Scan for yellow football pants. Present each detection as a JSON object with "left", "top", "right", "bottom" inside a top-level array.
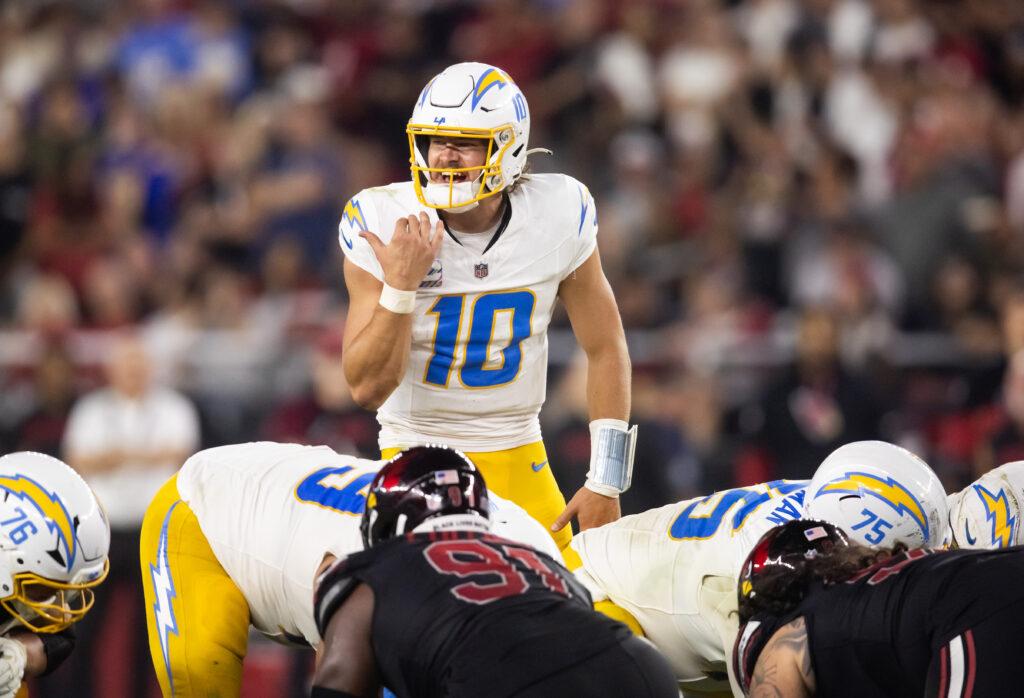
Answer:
[
  {"left": 381, "top": 441, "right": 572, "bottom": 552},
  {"left": 139, "top": 474, "right": 251, "bottom": 697}
]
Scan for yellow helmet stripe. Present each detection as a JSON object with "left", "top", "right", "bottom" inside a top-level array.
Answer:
[
  {"left": 975, "top": 485, "right": 1015, "bottom": 548},
  {"left": 819, "top": 472, "right": 929, "bottom": 538},
  {"left": 470, "top": 68, "right": 508, "bottom": 111}
]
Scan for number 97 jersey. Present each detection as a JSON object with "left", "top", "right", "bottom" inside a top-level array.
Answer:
[
  {"left": 339, "top": 174, "right": 598, "bottom": 452},
  {"left": 570, "top": 480, "right": 808, "bottom": 692}
]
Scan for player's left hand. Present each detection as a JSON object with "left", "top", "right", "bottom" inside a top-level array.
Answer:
[{"left": 552, "top": 486, "right": 620, "bottom": 534}]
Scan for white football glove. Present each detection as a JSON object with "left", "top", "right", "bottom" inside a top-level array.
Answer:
[{"left": 0, "top": 636, "right": 27, "bottom": 698}]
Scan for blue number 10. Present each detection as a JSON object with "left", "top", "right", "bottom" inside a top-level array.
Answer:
[{"left": 424, "top": 291, "right": 536, "bottom": 389}]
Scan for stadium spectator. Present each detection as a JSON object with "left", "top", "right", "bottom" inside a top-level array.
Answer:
[
  {"left": 57, "top": 331, "right": 199, "bottom": 698},
  {"left": 5, "top": 340, "right": 77, "bottom": 457},
  {"left": 974, "top": 350, "right": 1024, "bottom": 475},
  {"left": 744, "top": 306, "right": 886, "bottom": 479},
  {"left": 259, "top": 327, "right": 380, "bottom": 458}
]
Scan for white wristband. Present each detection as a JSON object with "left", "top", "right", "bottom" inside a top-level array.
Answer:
[
  {"left": 378, "top": 282, "right": 417, "bottom": 314},
  {"left": 584, "top": 418, "right": 637, "bottom": 497}
]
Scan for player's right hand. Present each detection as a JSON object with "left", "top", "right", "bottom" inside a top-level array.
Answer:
[
  {"left": 0, "top": 636, "right": 27, "bottom": 698},
  {"left": 360, "top": 212, "right": 444, "bottom": 291}
]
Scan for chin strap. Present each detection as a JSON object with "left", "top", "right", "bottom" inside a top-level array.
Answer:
[{"left": 524, "top": 147, "right": 553, "bottom": 157}]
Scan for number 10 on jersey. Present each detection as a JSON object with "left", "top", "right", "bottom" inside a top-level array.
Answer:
[{"left": 424, "top": 291, "right": 536, "bottom": 389}]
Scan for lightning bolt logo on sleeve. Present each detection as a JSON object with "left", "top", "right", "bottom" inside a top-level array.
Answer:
[
  {"left": 577, "top": 185, "right": 590, "bottom": 237},
  {"left": 150, "top": 502, "right": 180, "bottom": 695},
  {"left": 0, "top": 475, "right": 76, "bottom": 571},
  {"left": 974, "top": 484, "right": 1016, "bottom": 548},
  {"left": 818, "top": 472, "right": 930, "bottom": 540},
  {"left": 339, "top": 199, "right": 367, "bottom": 250}
]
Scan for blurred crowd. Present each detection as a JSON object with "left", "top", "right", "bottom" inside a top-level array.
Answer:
[
  {"left": 3, "top": 0, "right": 1024, "bottom": 695},
  {"left": 3, "top": 0, "right": 1024, "bottom": 514}
]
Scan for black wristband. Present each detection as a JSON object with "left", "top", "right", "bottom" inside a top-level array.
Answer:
[
  {"left": 39, "top": 627, "right": 76, "bottom": 676},
  {"left": 310, "top": 686, "right": 363, "bottom": 698}
]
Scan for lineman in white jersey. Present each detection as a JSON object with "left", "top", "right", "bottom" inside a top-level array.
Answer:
[
  {"left": 571, "top": 440, "right": 949, "bottom": 697},
  {"left": 338, "top": 61, "right": 634, "bottom": 553},
  {"left": 573, "top": 480, "right": 809, "bottom": 697},
  {"left": 139, "top": 441, "right": 558, "bottom": 697}
]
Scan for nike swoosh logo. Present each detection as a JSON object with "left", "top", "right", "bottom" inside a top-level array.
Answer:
[
  {"left": 965, "top": 523, "right": 977, "bottom": 546},
  {"left": 530, "top": 460, "right": 548, "bottom": 472}
]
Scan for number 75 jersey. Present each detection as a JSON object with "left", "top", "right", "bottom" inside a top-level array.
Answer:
[{"left": 339, "top": 174, "right": 598, "bottom": 452}]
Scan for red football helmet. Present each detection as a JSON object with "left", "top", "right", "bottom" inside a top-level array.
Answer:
[
  {"left": 737, "top": 519, "right": 849, "bottom": 622},
  {"left": 361, "top": 446, "right": 489, "bottom": 548}
]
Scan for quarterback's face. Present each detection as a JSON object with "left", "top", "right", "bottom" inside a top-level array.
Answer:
[{"left": 427, "top": 136, "right": 488, "bottom": 184}]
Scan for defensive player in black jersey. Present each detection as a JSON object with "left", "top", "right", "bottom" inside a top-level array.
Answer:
[
  {"left": 732, "top": 519, "right": 1024, "bottom": 698},
  {"left": 311, "top": 446, "right": 677, "bottom": 698}
]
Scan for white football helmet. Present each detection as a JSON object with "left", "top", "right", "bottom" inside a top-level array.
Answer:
[
  {"left": 0, "top": 452, "right": 110, "bottom": 633},
  {"left": 408, "top": 62, "right": 534, "bottom": 211},
  {"left": 948, "top": 461, "right": 1024, "bottom": 549},
  {"left": 803, "top": 441, "right": 947, "bottom": 549}
]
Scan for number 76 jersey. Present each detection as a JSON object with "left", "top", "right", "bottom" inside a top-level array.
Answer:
[{"left": 339, "top": 174, "right": 598, "bottom": 452}]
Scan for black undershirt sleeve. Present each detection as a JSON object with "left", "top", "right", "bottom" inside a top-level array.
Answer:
[{"left": 39, "top": 626, "right": 76, "bottom": 676}]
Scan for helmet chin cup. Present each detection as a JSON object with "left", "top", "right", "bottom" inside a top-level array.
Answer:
[{"left": 424, "top": 180, "right": 481, "bottom": 212}]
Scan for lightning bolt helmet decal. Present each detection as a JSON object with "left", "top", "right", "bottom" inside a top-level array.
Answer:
[
  {"left": 973, "top": 484, "right": 1016, "bottom": 548},
  {"left": 0, "top": 474, "right": 77, "bottom": 571},
  {"left": 817, "top": 471, "right": 930, "bottom": 539}
]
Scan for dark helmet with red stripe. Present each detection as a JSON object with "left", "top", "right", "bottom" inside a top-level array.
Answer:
[
  {"left": 361, "top": 445, "right": 489, "bottom": 548},
  {"left": 737, "top": 519, "right": 849, "bottom": 622}
]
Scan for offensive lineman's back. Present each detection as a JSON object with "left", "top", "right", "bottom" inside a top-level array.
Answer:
[{"left": 571, "top": 480, "right": 807, "bottom": 693}]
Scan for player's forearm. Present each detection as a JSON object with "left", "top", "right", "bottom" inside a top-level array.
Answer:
[
  {"left": 8, "top": 631, "right": 45, "bottom": 676},
  {"left": 65, "top": 450, "right": 125, "bottom": 475},
  {"left": 342, "top": 309, "right": 414, "bottom": 409},
  {"left": 585, "top": 344, "right": 631, "bottom": 422}
]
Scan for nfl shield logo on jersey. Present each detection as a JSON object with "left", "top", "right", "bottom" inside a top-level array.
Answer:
[{"left": 474, "top": 263, "right": 489, "bottom": 279}]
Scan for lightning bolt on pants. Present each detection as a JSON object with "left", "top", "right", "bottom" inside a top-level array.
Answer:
[
  {"left": 140, "top": 474, "right": 251, "bottom": 697},
  {"left": 381, "top": 440, "right": 573, "bottom": 553}
]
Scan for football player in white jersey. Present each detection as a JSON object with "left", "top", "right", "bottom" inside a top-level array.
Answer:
[
  {"left": 337, "top": 61, "right": 634, "bottom": 553},
  {"left": 570, "top": 440, "right": 949, "bottom": 697},
  {"left": 948, "top": 460, "right": 1024, "bottom": 549},
  {"left": 0, "top": 452, "right": 109, "bottom": 698},
  {"left": 138, "top": 441, "right": 560, "bottom": 697}
]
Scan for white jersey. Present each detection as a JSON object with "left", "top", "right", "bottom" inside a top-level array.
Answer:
[
  {"left": 339, "top": 174, "right": 598, "bottom": 451},
  {"left": 571, "top": 480, "right": 808, "bottom": 695},
  {"left": 176, "top": 441, "right": 560, "bottom": 646}
]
